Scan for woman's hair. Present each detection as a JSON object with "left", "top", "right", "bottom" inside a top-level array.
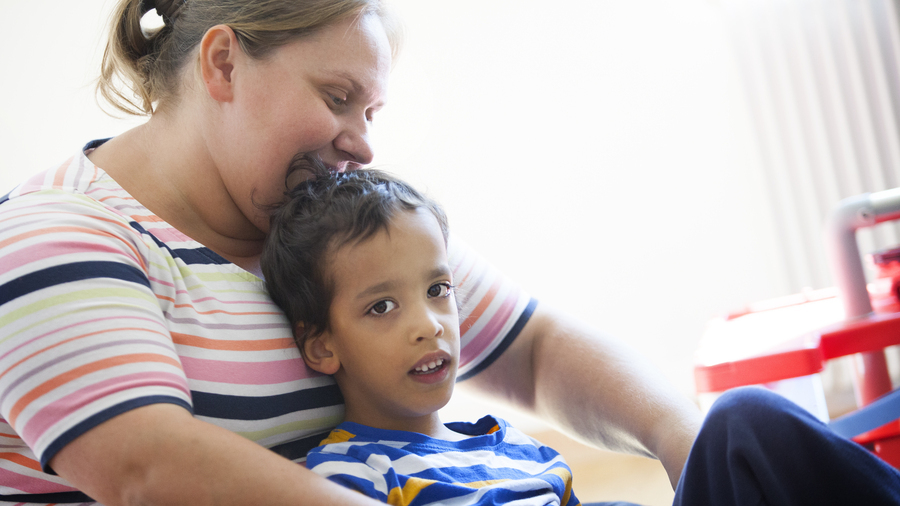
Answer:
[
  {"left": 261, "top": 160, "right": 449, "bottom": 356},
  {"left": 98, "top": 0, "right": 402, "bottom": 116}
]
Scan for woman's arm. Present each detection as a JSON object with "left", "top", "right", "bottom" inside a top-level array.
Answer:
[
  {"left": 50, "top": 403, "right": 383, "bottom": 506},
  {"left": 459, "top": 304, "right": 702, "bottom": 489}
]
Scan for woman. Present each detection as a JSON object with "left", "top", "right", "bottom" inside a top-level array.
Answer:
[{"left": 0, "top": 0, "right": 700, "bottom": 504}]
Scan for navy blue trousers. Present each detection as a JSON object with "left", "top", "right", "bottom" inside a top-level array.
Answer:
[{"left": 588, "top": 386, "right": 900, "bottom": 506}]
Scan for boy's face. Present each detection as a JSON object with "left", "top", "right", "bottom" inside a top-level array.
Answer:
[{"left": 310, "top": 208, "right": 459, "bottom": 429}]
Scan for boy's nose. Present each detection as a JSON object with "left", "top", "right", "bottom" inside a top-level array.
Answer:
[{"left": 412, "top": 308, "right": 444, "bottom": 343}]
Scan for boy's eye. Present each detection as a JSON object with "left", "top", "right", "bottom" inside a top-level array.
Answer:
[
  {"left": 427, "top": 283, "right": 453, "bottom": 298},
  {"left": 329, "top": 94, "right": 347, "bottom": 107},
  {"left": 369, "top": 300, "right": 396, "bottom": 315}
]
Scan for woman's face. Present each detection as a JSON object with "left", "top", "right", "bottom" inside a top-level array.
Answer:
[{"left": 209, "top": 13, "right": 392, "bottom": 234}]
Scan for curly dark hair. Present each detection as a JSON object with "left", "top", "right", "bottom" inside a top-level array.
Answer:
[{"left": 261, "top": 160, "right": 449, "bottom": 356}]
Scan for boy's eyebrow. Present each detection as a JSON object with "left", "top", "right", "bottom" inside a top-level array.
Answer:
[
  {"left": 356, "top": 280, "right": 397, "bottom": 300},
  {"left": 354, "top": 265, "right": 453, "bottom": 301},
  {"left": 429, "top": 265, "right": 452, "bottom": 280}
]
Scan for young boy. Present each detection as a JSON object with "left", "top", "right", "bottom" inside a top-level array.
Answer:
[{"left": 261, "top": 164, "right": 580, "bottom": 506}]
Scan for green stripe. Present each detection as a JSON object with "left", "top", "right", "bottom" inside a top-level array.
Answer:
[
  {"left": 238, "top": 414, "right": 343, "bottom": 441},
  {"left": 0, "top": 288, "right": 158, "bottom": 345},
  {"left": 195, "top": 271, "right": 262, "bottom": 283}
]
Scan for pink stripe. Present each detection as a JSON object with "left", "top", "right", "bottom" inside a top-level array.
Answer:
[
  {"left": 0, "top": 202, "right": 78, "bottom": 229},
  {"left": 144, "top": 226, "right": 192, "bottom": 243},
  {"left": 155, "top": 289, "right": 272, "bottom": 307},
  {"left": 180, "top": 356, "right": 322, "bottom": 384},
  {"left": 22, "top": 372, "right": 190, "bottom": 444},
  {"left": 84, "top": 186, "right": 128, "bottom": 197},
  {"left": 0, "top": 466, "right": 78, "bottom": 494},
  {"left": 459, "top": 291, "right": 519, "bottom": 367},
  {"left": 148, "top": 276, "right": 176, "bottom": 289},
  {"left": 1, "top": 241, "right": 135, "bottom": 272},
  {"left": 177, "top": 295, "right": 273, "bottom": 306}
]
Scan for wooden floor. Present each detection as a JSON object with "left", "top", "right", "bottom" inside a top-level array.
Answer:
[{"left": 529, "top": 429, "right": 675, "bottom": 506}]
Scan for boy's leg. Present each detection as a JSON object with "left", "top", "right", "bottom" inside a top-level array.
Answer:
[{"left": 674, "top": 386, "right": 900, "bottom": 506}]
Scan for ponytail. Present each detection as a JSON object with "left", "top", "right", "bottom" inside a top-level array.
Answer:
[{"left": 98, "top": 0, "right": 159, "bottom": 115}]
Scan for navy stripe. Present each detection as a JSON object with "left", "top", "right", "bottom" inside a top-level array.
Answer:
[
  {"left": 0, "top": 261, "right": 151, "bottom": 307},
  {"left": 191, "top": 384, "right": 344, "bottom": 420},
  {"left": 457, "top": 298, "right": 539, "bottom": 382},
  {"left": 0, "top": 490, "right": 93, "bottom": 503},
  {"left": 129, "top": 220, "right": 231, "bottom": 266},
  {"left": 269, "top": 431, "right": 333, "bottom": 461},
  {"left": 0, "top": 190, "right": 10, "bottom": 206},
  {"left": 83, "top": 138, "right": 111, "bottom": 151},
  {"left": 169, "top": 247, "right": 231, "bottom": 266},
  {"left": 42, "top": 396, "right": 193, "bottom": 472}
]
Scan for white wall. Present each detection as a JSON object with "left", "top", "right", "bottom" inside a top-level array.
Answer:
[{"left": 0, "top": 0, "right": 791, "bottom": 429}]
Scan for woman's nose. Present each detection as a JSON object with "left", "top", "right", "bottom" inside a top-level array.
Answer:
[{"left": 334, "top": 118, "right": 375, "bottom": 165}]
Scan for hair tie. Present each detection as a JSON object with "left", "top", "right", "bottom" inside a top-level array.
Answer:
[{"left": 142, "top": 0, "right": 187, "bottom": 24}]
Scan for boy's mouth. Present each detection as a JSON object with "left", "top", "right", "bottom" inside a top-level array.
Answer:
[{"left": 410, "top": 358, "right": 446, "bottom": 375}]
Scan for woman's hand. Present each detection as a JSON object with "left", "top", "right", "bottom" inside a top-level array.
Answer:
[
  {"left": 51, "top": 403, "right": 382, "bottom": 506},
  {"left": 459, "top": 304, "right": 702, "bottom": 489}
]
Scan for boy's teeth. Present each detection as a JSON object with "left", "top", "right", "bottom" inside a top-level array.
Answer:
[{"left": 416, "top": 358, "right": 444, "bottom": 372}]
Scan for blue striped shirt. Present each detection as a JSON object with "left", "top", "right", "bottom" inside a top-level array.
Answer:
[{"left": 307, "top": 416, "right": 580, "bottom": 506}]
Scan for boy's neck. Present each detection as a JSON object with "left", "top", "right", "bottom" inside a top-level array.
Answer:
[{"left": 343, "top": 408, "right": 469, "bottom": 442}]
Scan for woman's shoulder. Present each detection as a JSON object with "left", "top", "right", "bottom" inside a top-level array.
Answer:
[{"left": 3, "top": 141, "right": 135, "bottom": 218}]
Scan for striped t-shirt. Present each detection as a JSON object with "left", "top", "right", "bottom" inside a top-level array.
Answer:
[
  {"left": 307, "top": 415, "right": 580, "bottom": 506},
  {"left": 0, "top": 141, "right": 536, "bottom": 503}
]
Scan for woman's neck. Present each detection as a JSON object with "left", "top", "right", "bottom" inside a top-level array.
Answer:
[{"left": 87, "top": 114, "right": 266, "bottom": 274}]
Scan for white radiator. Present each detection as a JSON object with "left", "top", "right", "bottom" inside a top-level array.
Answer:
[{"left": 722, "top": 0, "right": 900, "bottom": 292}]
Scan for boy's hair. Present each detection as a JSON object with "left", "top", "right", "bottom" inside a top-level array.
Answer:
[{"left": 261, "top": 161, "right": 449, "bottom": 356}]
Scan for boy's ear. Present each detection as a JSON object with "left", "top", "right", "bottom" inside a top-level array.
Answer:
[{"left": 301, "top": 326, "right": 341, "bottom": 375}]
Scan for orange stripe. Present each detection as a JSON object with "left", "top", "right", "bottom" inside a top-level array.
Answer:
[
  {"left": 460, "top": 281, "right": 499, "bottom": 333},
  {"left": 52, "top": 160, "right": 71, "bottom": 188},
  {"left": 9, "top": 353, "right": 183, "bottom": 426},
  {"left": 0, "top": 452, "right": 42, "bottom": 472},
  {"left": 0, "top": 433, "right": 21, "bottom": 439},
  {"left": 131, "top": 214, "right": 165, "bottom": 223},
  {"left": 97, "top": 194, "right": 137, "bottom": 203},
  {"left": 170, "top": 332, "right": 294, "bottom": 351},
  {"left": 0, "top": 327, "right": 170, "bottom": 384},
  {"left": 453, "top": 258, "right": 475, "bottom": 294}
]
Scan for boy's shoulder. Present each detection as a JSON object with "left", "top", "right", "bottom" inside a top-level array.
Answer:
[{"left": 308, "top": 415, "right": 531, "bottom": 463}]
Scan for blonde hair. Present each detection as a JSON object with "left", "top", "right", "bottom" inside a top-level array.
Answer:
[{"left": 98, "top": 0, "right": 402, "bottom": 116}]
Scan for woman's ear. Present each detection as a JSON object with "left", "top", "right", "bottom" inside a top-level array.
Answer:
[
  {"left": 199, "top": 24, "right": 239, "bottom": 103},
  {"left": 301, "top": 326, "right": 341, "bottom": 375}
]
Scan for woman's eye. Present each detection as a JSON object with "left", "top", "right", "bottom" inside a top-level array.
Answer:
[
  {"left": 427, "top": 283, "right": 453, "bottom": 298},
  {"left": 369, "top": 300, "right": 396, "bottom": 315}
]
